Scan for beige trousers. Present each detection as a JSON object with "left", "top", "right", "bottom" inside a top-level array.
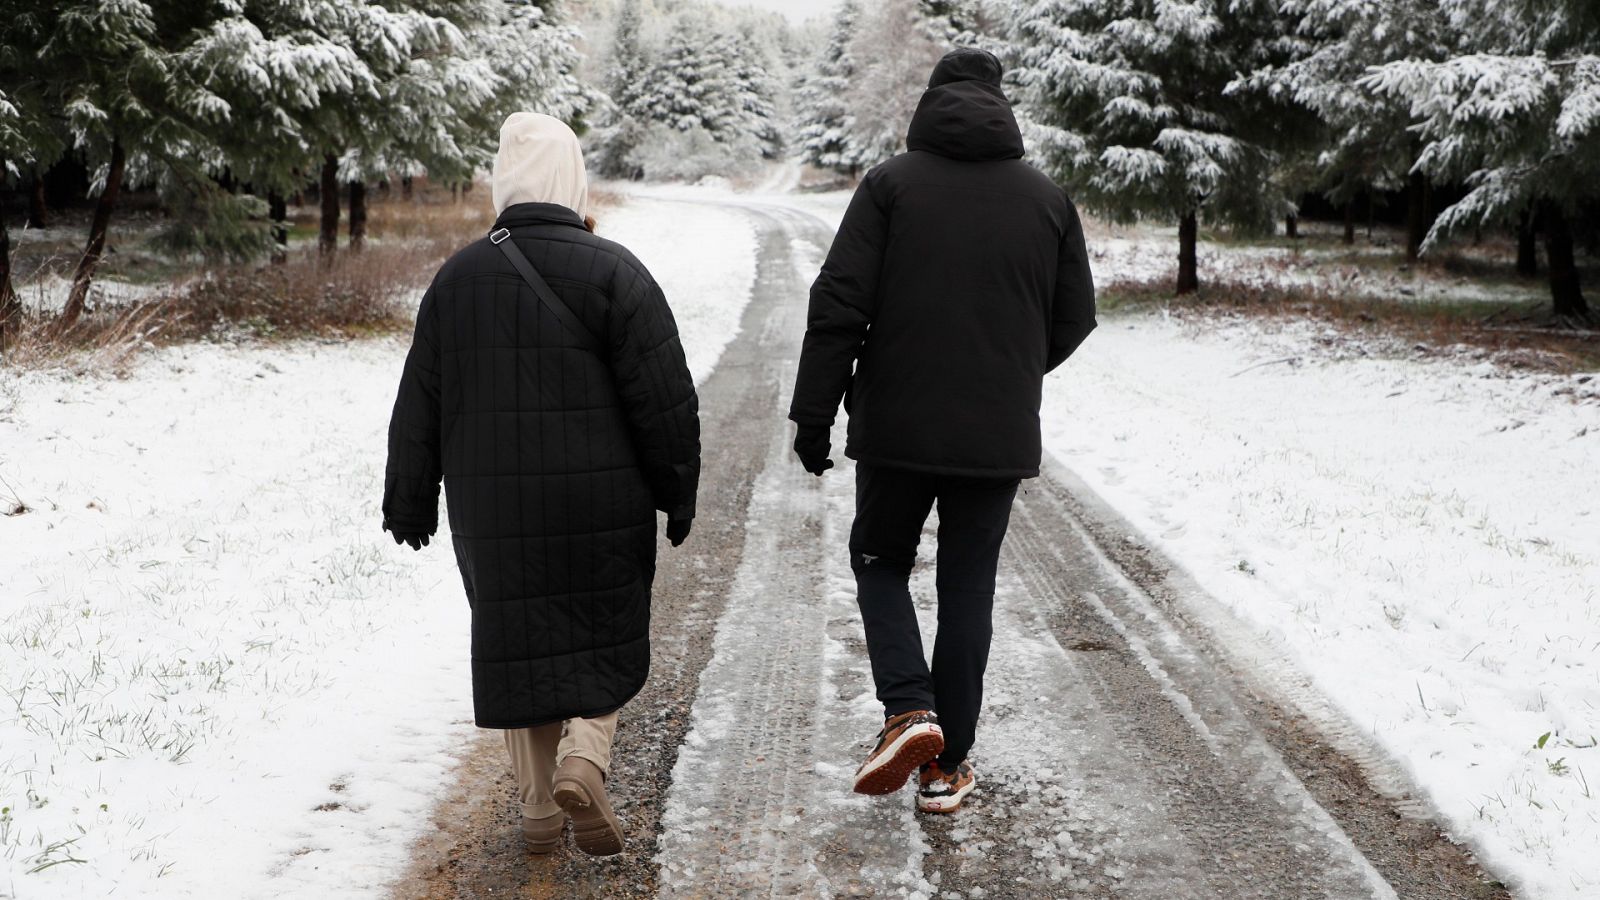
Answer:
[{"left": 503, "top": 713, "right": 619, "bottom": 819}]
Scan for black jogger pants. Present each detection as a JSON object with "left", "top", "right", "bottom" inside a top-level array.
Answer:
[{"left": 848, "top": 463, "right": 1020, "bottom": 766}]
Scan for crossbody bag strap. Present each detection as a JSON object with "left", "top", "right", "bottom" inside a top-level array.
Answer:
[{"left": 489, "top": 227, "right": 603, "bottom": 355}]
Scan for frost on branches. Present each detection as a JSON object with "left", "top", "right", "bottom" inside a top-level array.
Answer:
[
  {"left": 1363, "top": 0, "right": 1599, "bottom": 319},
  {"left": 795, "top": 0, "right": 867, "bottom": 177},
  {"left": 1, "top": 0, "right": 594, "bottom": 325},
  {"left": 590, "top": 2, "right": 786, "bottom": 182},
  {"left": 1008, "top": 0, "right": 1309, "bottom": 293}
]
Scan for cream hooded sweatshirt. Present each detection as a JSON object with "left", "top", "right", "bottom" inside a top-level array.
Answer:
[{"left": 490, "top": 112, "right": 590, "bottom": 220}]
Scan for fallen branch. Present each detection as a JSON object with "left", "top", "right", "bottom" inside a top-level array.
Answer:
[{"left": 1229, "top": 356, "right": 1300, "bottom": 377}]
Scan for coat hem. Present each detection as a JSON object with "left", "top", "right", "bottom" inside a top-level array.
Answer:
[
  {"left": 846, "top": 450, "right": 1039, "bottom": 481},
  {"left": 473, "top": 680, "right": 643, "bottom": 731}
]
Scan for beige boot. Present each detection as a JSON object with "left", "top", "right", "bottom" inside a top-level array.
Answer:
[
  {"left": 551, "top": 758, "right": 624, "bottom": 856},
  {"left": 520, "top": 811, "right": 565, "bottom": 854}
]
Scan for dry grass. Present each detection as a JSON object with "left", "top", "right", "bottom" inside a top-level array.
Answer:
[
  {"left": 1, "top": 187, "right": 494, "bottom": 372},
  {"left": 1103, "top": 277, "right": 1600, "bottom": 373}
]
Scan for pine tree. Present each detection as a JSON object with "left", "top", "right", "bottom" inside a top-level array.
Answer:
[
  {"left": 1363, "top": 0, "right": 1600, "bottom": 320},
  {"left": 919, "top": 0, "right": 986, "bottom": 47},
  {"left": 729, "top": 30, "right": 785, "bottom": 160},
  {"left": 0, "top": 1, "right": 66, "bottom": 349},
  {"left": 594, "top": 0, "right": 652, "bottom": 178},
  {"left": 42, "top": 0, "right": 250, "bottom": 327},
  {"left": 1010, "top": 0, "right": 1310, "bottom": 294},
  {"left": 845, "top": 0, "right": 946, "bottom": 169},
  {"left": 795, "top": 0, "right": 865, "bottom": 177},
  {"left": 635, "top": 16, "right": 757, "bottom": 145},
  {"left": 1246, "top": 0, "right": 1454, "bottom": 256}
]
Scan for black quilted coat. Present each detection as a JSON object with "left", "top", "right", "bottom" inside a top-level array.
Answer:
[{"left": 383, "top": 202, "right": 700, "bottom": 729}]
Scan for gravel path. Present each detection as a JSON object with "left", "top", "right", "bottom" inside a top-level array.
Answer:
[{"left": 388, "top": 199, "right": 1508, "bottom": 899}]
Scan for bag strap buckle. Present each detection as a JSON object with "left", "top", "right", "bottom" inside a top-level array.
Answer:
[{"left": 489, "top": 227, "right": 511, "bottom": 245}]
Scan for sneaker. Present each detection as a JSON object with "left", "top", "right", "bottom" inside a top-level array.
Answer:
[
  {"left": 552, "top": 758, "right": 624, "bottom": 856},
  {"left": 916, "top": 760, "right": 976, "bottom": 814},
  {"left": 853, "top": 710, "right": 945, "bottom": 795}
]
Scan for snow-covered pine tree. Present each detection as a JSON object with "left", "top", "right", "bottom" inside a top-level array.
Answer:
[
  {"left": 1009, "top": 0, "right": 1309, "bottom": 294},
  {"left": 1245, "top": 0, "right": 1454, "bottom": 254},
  {"left": 638, "top": 14, "right": 766, "bottom": 144},
  {"left": 594, "top": 0, "right": 653, "bottom": 178},
  {"left": 0, "top": 0, "right": 66, "bottom": 346},
  {"left": 1363, "top": 0, "right": 1600, "bottom": 320},
  {"left": 165, "top": 1, "right": 370, "bottom": 260},
  {"left": 919, "top": 0, "right": 987, "bottom": 48},
  {"left": 40, "top": 0, "right": 253, "bottom": 326},
  {"left": 729, "top": 29, "right": 785, "bottom": 160},
  {"left": 795, "top": 0, "right": 865, "bottom": 177},
  {"left": 845, "top": 0, "right": 946, "bottom": 169}
]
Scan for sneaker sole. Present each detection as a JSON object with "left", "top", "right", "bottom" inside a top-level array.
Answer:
[
  {"left": 552, "top": 779, "right": 624, "bottom": 857},
  {"left": 916, "top": 777, "right": 976, "bottom": 814},
  {"left": 853, "top": 724, "right": 945, "bottom": 796}
]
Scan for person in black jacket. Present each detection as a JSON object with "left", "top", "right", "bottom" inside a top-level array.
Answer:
[
  {"left": 384, "top": 113, "right": 700, "bottom": 856},
  {"left": 789, "top": 49, "right": 1096, "bottom": 814}
]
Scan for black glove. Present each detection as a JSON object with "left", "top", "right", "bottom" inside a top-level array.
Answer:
[
  {"left": 390, "top": 531, "right": 430, "bottom": 552},
  {"left": 793, "top": 424, "right": 833, "bottom": 476},
  {"left": 666, "top": 517, "right": 693, "bottom": 548}
]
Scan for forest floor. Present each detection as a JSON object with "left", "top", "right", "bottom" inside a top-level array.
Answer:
[{"left": 2, "top": 182, "right": 1596, "bottom": 898}]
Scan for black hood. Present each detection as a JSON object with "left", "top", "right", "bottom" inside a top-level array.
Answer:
[
  {"left": 906, "top": 49, "right": 1023, "bottom": 161},
  {"left": 905, "top": 79, "right": 1025, "bottom": 162},
  {"left": 928, "top": 48, "right": 1004, "bottom": 89}
]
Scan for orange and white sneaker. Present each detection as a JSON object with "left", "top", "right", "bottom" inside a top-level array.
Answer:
[
  {"left": 853, "top": 710, "right": 945, "bottom": 795},
  {"left": 916, "top": 759, "right": 976, "bottom": 813}
]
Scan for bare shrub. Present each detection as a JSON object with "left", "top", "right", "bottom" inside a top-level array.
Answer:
[{"left": 2, "top": 187, "right": 497, "bottom": 371}]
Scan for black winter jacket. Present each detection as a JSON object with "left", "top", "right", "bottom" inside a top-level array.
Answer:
[
  {"left": 383, "top": 202, "right": 700, "bottom": 729},
  {"left": 789, "top": 72, "right": 1096, "bottom": 479}
]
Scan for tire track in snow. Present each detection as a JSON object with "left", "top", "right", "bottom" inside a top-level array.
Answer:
[
  {"left": 951, "top": 477, "right": 1399, "bottom": 898},
  {"left": 655, "top": 208, "right": 936, "bottom": 898}
]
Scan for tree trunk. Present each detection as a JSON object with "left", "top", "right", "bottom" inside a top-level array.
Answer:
[
  {"left": 348, "top": 180, "right": 367, "bottom": 251},
  {"left": 401, "top": 175, "right": 414, "bottom": 201},
  {"left": 1544, "top": 204, "right": 1589, "bottom": 321},
  {"left": 60, "top": 140, "right": 126, "bottom": 331},
  {"left": 1405, "top": 170, "right": 1429, "bottom": 261},
  {"left": 1177, "top": 211, "right": 1199, "bottom": 295},
  {"left": 1516, "top": 207, "right": 1538, "bottom": 278},
  {"left": 268, "top": 191, "right": 288, "bottom": 263},
  {"left": 1343, "top": 201, "right": 1356, "bottom": 245},
  {"left": 27, "top": 170, "right": 47, "bottom": 229},
  {"left": 1, "top": 174, "right": 20, "bottom": 355},
  {"left": 1285, "top": 214, "right": 1298, "bottom": 239},
  {"left": 319, "top": 154, "right": 340, "bottom": 255}
]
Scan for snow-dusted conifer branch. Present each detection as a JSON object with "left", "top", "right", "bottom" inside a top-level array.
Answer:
[
  {"left": 0, "top": 0, "right": 593, "bottom": 327},
  {"left": 1362, "top": 0, "right": 1599, "bottom": 319},
  {"left": 1007, "top": 0, "right": 1313, "bottom": 294}
]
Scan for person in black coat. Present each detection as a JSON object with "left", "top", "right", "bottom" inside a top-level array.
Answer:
[
  {"left": 384, "top": 113, "right": 700, "bottom": 856},
  {"left": 788, "top": 49, "right": 1096, "bottom": 813}
]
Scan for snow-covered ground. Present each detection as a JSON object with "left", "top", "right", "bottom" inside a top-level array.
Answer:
[
  {"left": 5, "top": 176, "right": 1596, "bottom": 897},
  {"left": 0, "top": 197, "right": 757, "bottom": 899},
  {"left": 1088, "top": 229, "right": 1547, "bottom": 305},
  {"left": 1040, "top": 313, "right": 1600, "bottom": 897}
]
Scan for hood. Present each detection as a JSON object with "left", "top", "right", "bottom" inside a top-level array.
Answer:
[
  {"left": 491, "top": 112, "right": 590, "bottom": 219},
  {"left": 906, "top": 49, "right": 1024, "bottom": 162},
  {"left": 928, "top": 47, "right": 1004, "bottom": 89},
  {"left": 905, "top": 79, "right": 1025, "bottom": 162}
]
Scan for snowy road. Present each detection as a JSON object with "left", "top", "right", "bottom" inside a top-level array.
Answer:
[{"left": 390, "top": 200, "right": 1507, "bottom": 899}]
